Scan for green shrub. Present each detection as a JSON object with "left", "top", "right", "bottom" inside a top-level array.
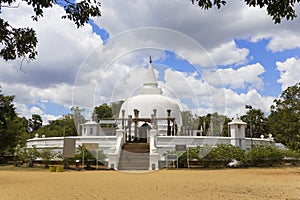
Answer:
[
  {"left": 178, "top": 147, "right": 201, "bottom": 167},
  {"left": 171, "top": 144, "right": 298, "bottom": 168},
  {"left": 177, "top": 144, "right": 244, "bottom": 168},
  {"left": 14, "top": 145, "right": 39, "bottom": 167},
  {"left": 245, "top": 145, "right": 284, "bottom": 166},
  {"left": 204, "top": 144, "right": 244, "bottom": 163}
]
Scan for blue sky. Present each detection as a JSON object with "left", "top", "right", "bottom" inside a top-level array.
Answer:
[{"left": 1, "top": 0, "right": 300, "bottom": 123}]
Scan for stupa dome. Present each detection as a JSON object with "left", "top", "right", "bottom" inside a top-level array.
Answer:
[{"left": 119, "top": 57, "right": 182, "bottom": 126}]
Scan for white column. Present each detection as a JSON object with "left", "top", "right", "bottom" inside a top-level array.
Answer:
[{"left": 149, "top": 129, "right": 159, "bottom": 170}]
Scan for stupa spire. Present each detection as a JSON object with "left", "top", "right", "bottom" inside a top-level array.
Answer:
[{"left": 138, "top": 56, "right": 162, "bottom": 95}]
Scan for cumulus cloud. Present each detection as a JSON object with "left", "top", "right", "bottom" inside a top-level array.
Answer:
[
  {"left": 162, "top": 68, "right": 273, "bottom": 117},
  {"left": 208, "top": 41, "right": 249, "bottom": 66},
  {"left": 203, "top": 63, "right": 265, "bottom": 89},
  {"left": 14, "top": 103, "right": 62, "bottom": 125},
  {"left": 266, "top": 31, "right": 300, "bottom": 52},
  {"left": 276, "top": 57, "right": 300, "bottom": 90}
]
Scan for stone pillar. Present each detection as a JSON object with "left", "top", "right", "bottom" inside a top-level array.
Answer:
[
  {"left": 153, "top": 109, "right": 157, "bottom": 129},
  {"left": 128, "top": 115, "right": 132, "bottom": 142},
  {"left": 133, "top": 109, "right": 139, "bottom": 141},
  {"left": 167, "top": 109, "right": 171, "bottom": 136},
  {"left": 122, "top": 110, "right": 125, "bottom": 130},
  {"left": 172, "top": 120, "right": 175, "bottom": 136},
  {"left": 149, "top": 129, "right": 159, "bottom": 170}
]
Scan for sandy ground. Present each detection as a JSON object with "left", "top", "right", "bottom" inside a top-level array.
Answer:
[{"left": 0, "top": 167, "right": 299, "bottom": 200}]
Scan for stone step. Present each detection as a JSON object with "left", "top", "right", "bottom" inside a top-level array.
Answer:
[
  {"left": 118, "top": 148, "right": 149, "bottom": 170},
  {"left": 122, "top": 143, "right": 150, "bottom": 149},
  {"left": 122, "top": 143, "right": 150, "bottom": 153}
]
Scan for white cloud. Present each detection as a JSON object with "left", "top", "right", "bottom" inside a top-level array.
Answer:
[
  {"left": 14, "top": 103, "right": 62, "bottom": 125},
  {"left": 203, "top": 63, "right": 265, "bottom": 89},
  {"left": 266, "top": 31, "right": 300, "bottom": 52},
  {"left": 162, "top": 68, "right": 273, "bottom": 117},
  {"left": 276, "top": 57, "right": 300, "bottom": 90},
  {"left": 29, "top": 106, "right": 44, "bottom": 116},
  {"left": 223, "top": 89, "right": 274, "bottom": 116},
  {"left": 208, "top": 41, "right": 249, "bottom": 66}
]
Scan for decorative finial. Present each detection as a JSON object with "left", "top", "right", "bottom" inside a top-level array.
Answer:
[{"left": 149, "top": 56, "right": 152, "bottom": 63}]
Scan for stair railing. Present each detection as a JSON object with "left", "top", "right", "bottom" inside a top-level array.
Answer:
[
  {"left": 107, "top": 129, "right": 124, "bottom": 170},
  {"left": 149, "top": 129, "right": 159, "bottom": 170}
]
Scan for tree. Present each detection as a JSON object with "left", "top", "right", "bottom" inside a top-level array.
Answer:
[
  {"left": 198, "top": 113, "right": 230, "bottom": 136},
  {"left": 36, "top": 114, "right": 77, "bottom": 137},
  {"left": 241, "top": 108, "right": 269, "bottom": 138},
  {"left": 14, "top": 144, "right": 39, "bottom": 166},
  {"left": 111, "top": 100, "right": 124, "bottom": 118},
  {"left": 73, "top": 145, "right": 106, "bottom": 167},
  {"left": 268, "top": 83, "right": 300, "bottom": 151},
  {"left": 181, "top": 110, "right": 197, "bottom": 128},
  {"left": 0, "top": 86, "right": 17, "bottom": 160},
  {"left": 93, "top": 103, "right": 113, "bottom": 121},
  {"left": 191, "top": 0, "right": 300, "bottom": 24},
  {"left": 29, "top": 114, "right": 43, "bottom": 132},
  {"left": 0, "top": 0, "right": 101, "bottom": 61},
  {"left": 8, "top": 116, "right": 30, "bottom": 146},
  {"left": 208, "top": 112, "right": 227, "bottom": 136},
  {"left": 39, "top": 149, "right": 55, "bottom": 167}
]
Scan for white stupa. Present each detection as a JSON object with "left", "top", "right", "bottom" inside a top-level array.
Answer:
[{"left": 119, "top": 57, "right": 182, "bottom": 133}]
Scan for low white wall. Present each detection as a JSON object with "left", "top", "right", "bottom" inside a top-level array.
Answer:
[
  {"left": 26, "top": 136, "right": 119, "bottom": 155},
  {"left": 155, "top": 136, "right": 275, "bottom": 161}
]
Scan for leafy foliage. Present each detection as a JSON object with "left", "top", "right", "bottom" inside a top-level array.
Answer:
[
  {"left": 111, "top": 100, "right": 124, "bottom": 118},
  {"left": 245, "top": 145, "right": 284, "bottom": 166},
  {"left": 72, "top": 145, "right": 106, "bottom": 166},
  {"left": 241, "top": 108, "right": 269, "bottom": 138},
  {"left": 268, "top": 83, "right": 300, "bottom": 151},
  {"left": 205, "top": 144, "right": 245, "bottom": 162},
  {"left": 39, "top": 149, "right": 56, "bottom": 167},
  {"left": 175, "top": 144, "right": 299, "bottom": 168},
  {"left": 0, "top": 0, "right": 101, "bottom": 61},
  {"left": 14, "top": 146, "right": 62, "bottom": 167},
  {"left": 35, "top": 114, "right": 77, "bottom": 137},
  {"left": 29, "top": 114, "right": 43, "bottom": 132},
  {"left": 185, "top": 112, "right": 231, "bottom": 136},
  {"left": 192, "top": 0, "right": 300, "bottom": 23},
  {"left": 93, "top": 103, "right": 113, "bottom": 121},
  {"left": 0, "top": 87, "right": 17, "bottom": 157},
  {"left": 0, "top": 18, "right": 37, "bottom": 60},
  {"left": 192, "top": 0, "right": 226, "bottom": 10},
  {"left": 14, "top": 145, "right": 39, "bottom": 166},
  {"left": 175, "top": 144, "right": 244, "bottom": 167}
]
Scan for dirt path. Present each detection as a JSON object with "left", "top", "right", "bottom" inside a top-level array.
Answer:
[{"left": 0, "top": 167, "right": 299, "bottom": 200}]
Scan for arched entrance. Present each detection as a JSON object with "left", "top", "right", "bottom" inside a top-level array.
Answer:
[{"left": 139, "top": 122, "right": 151, "bottom": 143}]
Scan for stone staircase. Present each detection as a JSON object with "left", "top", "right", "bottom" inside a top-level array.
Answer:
[{"left": 118, "top": 143, "right": 150, "bottom": 170}]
